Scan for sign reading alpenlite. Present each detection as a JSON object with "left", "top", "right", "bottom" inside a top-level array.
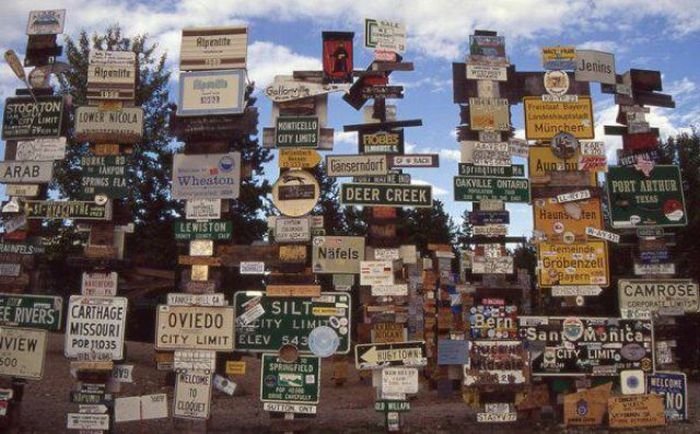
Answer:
[{"left": 340, "top": 183, "right": 432, "bottom": 207}]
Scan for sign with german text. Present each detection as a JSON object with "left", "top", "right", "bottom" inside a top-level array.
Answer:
[
  {"left": 326, "top": 155, "right": 388, "bottom": 177},
  {"left": 172, "top": 153, "right": 241, "bottom": 200},
  {"left": 2, "top": 96, "right": 64, "bottom": 140},
  {"left": 177, "top": 70, "right": 246, "bottom": 116},
  {"left": 311, "top": 236, "right": 365, "bottom": 274},
  {"left": 529, "top": 146, "right": 597, "bottom": 186},
  {"left": 260, "top": 354, "right": 320, "bottom": 405},
  {"left": 74, "top": 106, "right": 143, "bottom": 144},
  {"left": 174, "top": 371, "right": 212, "bottom": 420},
  {"left": 0, "top": 294, "right": 62, "bottom": 331},
  {"left": 341, "top": 183, "right": 432, "bottom": 208},
  {"left": 523, "top": 97, "right": 594, "bottom": 140},
  {"left": 536, "top": 241, "right": 609, "bottom": 287},
  {"left": 25, "top": 200, "right": 112, "bottom": 220},
  {"left": 156, "top": 305, "right": 234, "bottom": 352},
  {"left": 454, "top": 176, "right": 530, "bottom": 203},
  {"left": 575, "top": 50, "right": 616, "bottom": 84},
  {"left": 65, "top": 296, "right": 128, "bottom": 360},
  {"left": 0, "top": 161, "right": 53, "bottom": 184},
  {"left": 618, "top": 279, "right": 699, "bottom": 314},
  {"left": 180, "top": 26, "right": 248, "bottom": 71},
  {"left": 0, "top": 326, "right": 47, "bottom": 379},
  {"left": 533, "top": 197, "right": 602, "bottom": 241}
]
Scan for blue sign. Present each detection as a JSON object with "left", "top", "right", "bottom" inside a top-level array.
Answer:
[
  {"left": 437, "top": 339, "right": 468, "bottom": 365},
  {"left": 648, "top": 372, "right": 687, "bottom": 421},
  {"left": 468, "top": 210, "right": 510, "bottom": 225},
  {"left": 640, "top": 250, "right": 670, "bottom": 264}
]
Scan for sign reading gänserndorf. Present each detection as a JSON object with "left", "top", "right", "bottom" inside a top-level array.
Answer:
[
  {"left": 80, "top": 155, "right": 128, "bottom": 198},
  {"left": 173, "top": 220, "right": 232, "bottom": 241},
  {"left": 340, "top": 183, "right": 432, "bottom": 207},
  {"left": 65, "top": 296, "right": 128, "bottom": 360},
  {"left": 0, "top": 326, "right": 48, "bottom": 380},
  {"left": 454, "top": 176, "right": 530, "bottom": 203},
  {"left": 618, "top": 279, "right": 699, "bottom": 315},
  {"left": 260, "top": 354, "right": 320, "bottom": 405},
  {"left": 647, "top": 372, "right": 688, "bottom": 421},
  {"left": 2, "top": 96, "right": 65, "bottom": 140},
  {"left": 0, "top": 293, "right": 63, "bottom": 331},
  {"left": 275, "top": 116, "right": 319, "bottom": 148},
  {"left": 607, "top": 165, "right": 687, "bottom": 228},
  {"left": 172, "top": 153, "right": 241, "bottom": 200}
]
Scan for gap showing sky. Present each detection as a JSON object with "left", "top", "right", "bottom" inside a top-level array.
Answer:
[{"left": 1, "top": 0, "right": 699, "bottom": 238}]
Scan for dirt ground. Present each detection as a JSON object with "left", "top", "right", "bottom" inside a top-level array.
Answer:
[{"left": 2, "top": 333, "right": 699, "bottom": 433}]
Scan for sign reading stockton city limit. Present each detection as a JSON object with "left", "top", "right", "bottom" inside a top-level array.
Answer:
[
  {"left": 340, "top": 183, "right": 432, "bottom": 207},
  {"left": 2, "top": 96, "right": 64, "bottom": 140},
  {"left": 607, "top": 165, "right": 687, "bottom": 228},
  {"left": 172, "top": 153, "right": 241, "bottom": 199},
  {"left": 454, "top": 176, "right": 530, "bottom": 202}
]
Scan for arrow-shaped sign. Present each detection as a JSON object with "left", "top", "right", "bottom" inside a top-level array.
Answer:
[
  {"left": 354, "top": 341, "right": 427, "bottom": 370},
  {"left": 551, "top": 285, "right": 603, "bottom": 297}
]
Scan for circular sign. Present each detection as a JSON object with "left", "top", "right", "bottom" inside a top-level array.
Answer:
[
  {"left": 543, "top": 70, "right": 570, "bottom": 96},
  {"left": 271, "top": 169, "right": 320, "bottom": 217},
  {"left": 94, "top": 194, "right": 109, "bottom": 206},
  {"left": 551, "top": 132, "right": 579, "bottom": 159},
  {"left": 562, "top": 317, "right": 584, "bottom": 341},
  {"left": 278, "top": 343, "right": 299, "bottom": 363},
  {"left": 308, "top": 326, "right": 339, "bottom": 358}
]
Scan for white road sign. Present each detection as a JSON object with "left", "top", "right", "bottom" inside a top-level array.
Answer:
[{"left": 65, "top": 296, "right": 128, "bottom": 360}]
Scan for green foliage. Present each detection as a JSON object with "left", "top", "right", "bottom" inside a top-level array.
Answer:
[{"left": 403, "top": 199, "right": 457, "bottom": 255}]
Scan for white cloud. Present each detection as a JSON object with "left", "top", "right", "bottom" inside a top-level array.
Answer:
[
  {"left": 333, "top": 130, "right": 357, "bottom": 146},
  {"left": 577, "top": 40, "right": 621, "bottom": 53},
  {"left": 248, "top": 41, "right": 320, "bottom": 88},
  {"left": 412, "top": 178, "right": 447, "bottom": 196}
]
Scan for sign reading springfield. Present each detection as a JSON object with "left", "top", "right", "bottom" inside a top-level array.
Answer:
[
  {"left": 607, "top": 165, "right": 687, "bottom": 228},
  {"left": 340, "top": 183, "right": 432, "bottom": 207}
]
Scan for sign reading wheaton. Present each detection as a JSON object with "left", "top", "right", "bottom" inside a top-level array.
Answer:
[{"left": 171, "top": 153, "right": 240, "bottom": 200}]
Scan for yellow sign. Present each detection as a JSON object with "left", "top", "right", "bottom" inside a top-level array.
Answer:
[
  {"left": 542, "top": 46, "right": 576, "bottom": 68},
  {"left": 537, "top": 241, "right": 608, "bottom": 287},
  {"left": 528, "top": 146, "right": 596, "bottom": 186},
  {"left": 279, "top": 149, "right": 321, "bottom": 169},
  {"left": 608, "top": 395, "right": 666, "bottom": 429},
  {"left": 225, "top": 361, "right": 246, "bottom": 375},
  {"left": 564, "top": 383, "right": 611, "bottom": 426},
  {"left": 468, "top": 97, "right": 510, "bottom": 131},
  {"left": 524, "top": 96, "right": 594, "bottom": 140},
  {"left": 312, "top": 307, "right": 344, "bottom": 316},
  {"left": 533, "top": 197, "right": 603, "bottom": 241}
]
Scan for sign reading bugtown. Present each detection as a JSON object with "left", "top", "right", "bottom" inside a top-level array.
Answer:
[
  {"left": 0, "top": 326, "right": 48, "bottom": 380},
  {"left": 523, "top": 97, "right": 594, "bottom": 140},
  {"left": 0, "top": 294, "right": 63, "bottom": 331},
  {"left": 518, "top": 316, "right": 654, "bottom": 376},
  {"left": 536, "top": 241, "right": 609, "bottom": 287},
  {"left": 65, "top": 296, "right": 128, "bottom": 360},
  {"left": 74, "top": 106, "right": 144, "bottom": 144},
  {"left": 171, "top": 153, "right": 241, "bottom": 200},
  {"left": 2, "top": 96, "right": 64, "bottom": 140},
  {"left": 24, "top": 200, "right": 112, "bottom": 220},
  {"left": 618, "top": 279, "right": 699, "bottom": 314},
  {"left": 80, "top": 154, "right": 128, "bottom": 198},
  {"left": 606, "top": 165, "right": 687, "bottom": 228},
  {"left": 233, "top": 292, "right": 351, "bottom": 354},
  {"left": 340, "top": 183, "right": 432, "bottom": 208},
  {"left": 177, "top": 70, "right": 246, "bottom": 116},
  {"left": 180, "top": 26, "right": 248, "bottom": 71},
  {"left": 155, "top": 305, "right": 234, "bottom": 351},
  {"left": 260, "top": 354, "right": 320, "bottom": 405}
]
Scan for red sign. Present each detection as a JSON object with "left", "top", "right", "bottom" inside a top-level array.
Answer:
[
  {"left": 623, "top": 132, "right": 658, "bottom": 152},
  {"left": 322, "top": 32, "right": 354, "bottom": 83}
]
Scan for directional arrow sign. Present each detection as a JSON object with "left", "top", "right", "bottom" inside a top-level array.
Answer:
[
  {"left": 79, "top": 404, "right": 108, "bottom": 414},
  {"left": 354, "top": 341, "right": 427, "bottom": 370},
  {"left": 551, "top": 285, "right": 603, "bottom": 297}
]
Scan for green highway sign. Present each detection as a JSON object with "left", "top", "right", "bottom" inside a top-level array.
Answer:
[
  {"left": 375, "top": 400, "right": 411, "bottom": 412},
  {"left": 0, "top": 293, "right": 63, "bottom": 331},
  {"left": 453, "top": 176, "right": 530, "bottom": 203},
  {"left": 607, "top": 165, "right": 687, "bottom": 228},
  {"left": 234, "top": 291, "right": 351, "bottom": 354},
  {"left": 340, "top": 183, "right": 432, "bottom": 207},
  {"left": 173, "top": 220, "right": 233, "bottom": 241},
  {"left": 276, "top": 116, "right": 319, "bottom": 148},
  {"left": 25, "top": 200, "right": 112, "bottom": 220},
  {"left": 260, "top": 354, "right": 320, "bottom": 404},
  {"left": 79, "top": 155, "right": 129, "bottom": 199},
  {"left": 458, "top": 164, "right": 525, "bottom": 177}
]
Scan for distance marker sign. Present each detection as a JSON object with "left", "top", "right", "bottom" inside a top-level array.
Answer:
[{"left": 340, "top": 183, "right": 432, "bottom": 208}]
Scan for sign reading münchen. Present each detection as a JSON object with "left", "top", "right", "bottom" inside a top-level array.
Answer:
[
  {"left": 340, "top": 183, "right": 432, "bottom": 207},
  {"left": 171, "top": 153, "right": 240, "bottom": 200},
  {"left": 523, "top": 96, "right": 594, "bottom": 140}
]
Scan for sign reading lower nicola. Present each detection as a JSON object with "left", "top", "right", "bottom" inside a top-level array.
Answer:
[{"left": 340, "top": 183, "right": 432, "bottom": 207}]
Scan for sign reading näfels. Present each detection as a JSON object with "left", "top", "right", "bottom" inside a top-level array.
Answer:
[
  {"left": 74, "top": 106, "right": 143, "bottom": 144},
  {"left": 340, "top": 183, "right": 432, "bottom": 208},
  {"left": 2, "top": 96, "right": 64, "bottom": 140},
  {"left": 311, "top": 236, "right": 365, "bottom": 274}
]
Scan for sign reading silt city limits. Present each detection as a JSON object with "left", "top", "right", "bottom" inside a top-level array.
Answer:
[
  {"left": 355, "top": 341, "right": 427, "bottom": 370},
  {"left": 340, "top": 183, "right": 432, "bottom": 207},
  {"left": 234, "top": 292, "right": 351, "bottom": 354}
]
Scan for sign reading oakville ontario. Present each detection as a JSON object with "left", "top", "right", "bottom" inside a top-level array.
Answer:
[
  {"left": 0, "top": 293, "right": 63, "bottom": 331},
  {"left": 172, "top": 153, "right": 240, "bottom": 200},
  {"left": 2, "top": 96, "right": 64, "bottom": 140},
  {"left": 155, "top": 305, "right": 235, "bottom": 351},
  {"left": 65, "top": 296, "right": 128, "bottom": 360},
  {"left": 340, "top": 183, "right": 432, "bottom": 208},
  {"left": 260, "top": 354, "right": 320, "bottom": 405},
  {"left": 0, "top": 326, "right": 47, "bottom": 380},
  {"left": 233, "top": 292, "right": 351, "bottom": 354},
  {"left": 453, "top": 176, "right": 530, "bottom": 203},
  {"left": 618, "top": 279, "right": 699, "bottom": 314},
  {"left": 523, "top": 96, "right": 594, "bottom": 140},
  {"left": 177, "top": 70, "right": 246, "bottom": 116}
]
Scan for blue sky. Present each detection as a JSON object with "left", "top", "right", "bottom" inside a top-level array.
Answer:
[{"left": 2, "top": 0, "right": 699, "bottom": 238}]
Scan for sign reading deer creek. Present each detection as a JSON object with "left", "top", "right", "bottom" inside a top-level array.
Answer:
[
  {"left": 518, "top": 316, "right": 655, "bottom": 376},
  {"left": 536, "top": 241, "right": 609, "bottom": 287},
  {"left": 171, "top": 153, "right": 241, "bottom": 200},
  {"left": 155, "top": 305, "right": 234, "bottom": 351},
  {"left": 65, "top": 296, "right": 128, "bottom": 360},
  {"left": 80, "top": 155, "right": 128, "bottom": 198},
  {"left": 74, "top": 106, "right": 144, "bottom": 144},
  {"left": 2, "top": 96, "right": 64, "bottom": 140},
  {"left": 618, "top": 279, "right": 699, "bottom": 314},
  {"left": 453, "top": 176, "right": 530, "bottom": 203},
  {"left": 340, "top": 183, "right": 432, "bottom": 207},
  {"left": 0, "top": 326, "right": 48, "bottom": 380},
  {"left": 173, "top": 220, "right": 233, "bottom": 241},
  {"left": 606, "top": 165, "right": 687, "bottom": 228},
  {"left": 177, "top": 70, "right": 246, "bottom": 116},
  {"left": 0, "top": 294, "right": 63, "bottom": 331},
  {"left": 260, "top": 355, "right": 320, "bottom": 405},
  {"left": 233, "top": 292, "right": 351, "bottom": 354},
  {"left": 523, "top": 97, "right": 595, "bottom": 140}
]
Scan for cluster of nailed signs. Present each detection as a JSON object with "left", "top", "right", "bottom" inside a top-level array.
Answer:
[{"left": 0, "top": 9, "right": 696, "bottom": 431}]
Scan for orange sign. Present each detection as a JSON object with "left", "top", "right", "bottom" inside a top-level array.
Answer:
[
  {"left": 533, "top": 197, "right": 603, "bottom": 241},
  {"left": 608, "top": 395, "right": 666, "bottom": 429}
]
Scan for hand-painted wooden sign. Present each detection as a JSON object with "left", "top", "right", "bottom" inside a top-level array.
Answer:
[
  {"left": 180, "top": 26, "right": 248, "bottom": 71},
  {"left": 74, "top": 106, "right": 143, "bottom": 144},
  {"left": 25, "top": 200, "right": 112, "bottom": 220}
]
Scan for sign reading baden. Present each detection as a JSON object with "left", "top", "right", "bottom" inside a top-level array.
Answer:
[{"left": 172, "top": 153, "right": 240, "bottom": 199}]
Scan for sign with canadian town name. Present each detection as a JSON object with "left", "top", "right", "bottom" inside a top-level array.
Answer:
[
  {"left": 174, "top": 371, "right": 212, "bottom": 420},
  {"left": 173, "top": 220, "right": 232, "bottom": 241},
  {"left": 0, "top": 293, "right": 63, "bottom": 331},
  {"left": 16, "top": 137, "right": 66, "bottom": 161},
  {"left": 358, "top": 129, "right": 404, "bottom": 154},
  {"left": 0, "top": 161, "right": 53, "bottom": 184},
  {"left": 458, "top": 164, "right": 525, "bottom": 177},
  {"left": 260, "top": 354, "right": 320, "bottom": 405},
  {"left": 178, "top": 69, "right": 246, "bottom": 116},
  {"left": 355, "top": 341, "right": 427, "bottom": 370},
  {"left": 454, "top": 176, "right": 530, "bottom": 203},
  {"left": 326, "top": 154, "right": 388, "bottom": 177},
  {"left": 275, "top": 116, "right": 319, "bottom": 148},
  {"left": 0, "top": 326, "right": 47, "bottom": 380},
  {"left": 74, "top": 106, "right": 143, "bottom": 144},
  {"left": 340, "top": 183, "right": 432, "bottom": 207},
  {"left": 80, "top": 154, "right": 128, "bottom": 198},
  {"left": 156, "top": 305, "right": 235, "bottom": 351},
  {"left": 618, "top": 279, "right": 699, "bottom": 314},
  {"left": 533, "top": 197, "right": 603, "bottom": 241},
  {"left": 648, "top": 372, "right": 687, "bottom": 421},
  {"left": 25, "top": 200, "right": 112, "bottom": 220},
  {"left": 65, "top": 296, "right": 128, "bottom": 360},
  {"left": 518, "top": 316, "right": 654, "bottom": 376},
  {"left": 87, "top": 50, "right": 136, "bottom": 100},
  {"left": 180, "top": 26, "right": 248, "bottom": 71},
  {"left": 607, "top": 165, "right": 687, "bottom": 228},
  {"left": 311, "top": 236, "right": 365, "bottom": 274},
  {"left": 233, "top": 291, "right": 351, "bottom": 354},
  {"left": 172, "top": 153, "right": 241, "bottom": 200},
  {"left": 523, "top": 96, "right": 595, "bottom": 140},
  {"left": 2, "top": 96, "right": 64, "bottom": 140},
  {"left": 537, "top": 241, "right": 609, "bottom": 287}
]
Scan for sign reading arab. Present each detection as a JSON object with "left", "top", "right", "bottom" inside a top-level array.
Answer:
[
  {"left": 607, "top": 165, "right": 687, "bottom": 228},
  {"left": 312, "top": 236, "right": 365, "bottom": 274},
  {"left": 618, "top": 279, "right": 699, "bottom": 314},
  {"left": 518, "top": 316, "right": 654, "bottom": 376},
  {"left": 172, "top": 153, "right": 240, "bottom": 200},
  {"left": 177, "top": 70, "right": 246, "bottom": 116},
  {"left": 536, "top": 241, "right": 609, "bottom": 287},
  {"left": 2, "top": 96, "right": 64, "bottom": 140}
]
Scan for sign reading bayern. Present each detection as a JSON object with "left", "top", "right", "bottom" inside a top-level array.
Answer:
[{"left": 172, "top": 153, "right": 240, "bottom": 200}]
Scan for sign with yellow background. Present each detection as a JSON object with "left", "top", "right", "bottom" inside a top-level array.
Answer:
[
  {"left": 533, "top": 197, "right": 603, "bottom": 241},
  {"left": 537, "top": 241, "right": 609, "bottom": 287},
  {"left": 528, "top": 146, "right": 597, "bottom": 186},
  {"left": 524, "top": 96, "right": 594, "bottom": 140}
]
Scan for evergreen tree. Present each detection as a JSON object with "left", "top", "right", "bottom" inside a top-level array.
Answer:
[
  {"left": 311, "top": 163, "right": 346, "bottom": 235},
  {"left": 456, "top": 208, "right": 474, "bottom": 250},
  {"left": 403, "top": 199, "right": 457, "bottom": 255}
]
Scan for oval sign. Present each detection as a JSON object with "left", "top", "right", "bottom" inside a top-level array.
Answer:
[
  {"left": 308, "top": 325, "right": 339, "bottom": 358},
  {"left": 620, "top": 343, "right": 646, "bottom": 361},
  {"left": 271, "top": 170, "right": 320, "bottom": 217}
]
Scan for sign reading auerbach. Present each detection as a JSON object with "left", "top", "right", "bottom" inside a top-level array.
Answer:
[
  {"left": 2, "top": 96, "right": 65, "bottom": 140},
  {"left": 518, "top": 316, "right": 654, "bottom": 376},
  {"left": 340, "top": 183, "right": 432, "bottom": 207}
]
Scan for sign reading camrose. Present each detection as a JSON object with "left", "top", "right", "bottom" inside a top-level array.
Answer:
[
  {"left": 172, "top": 153, "right": 240, "bottom": 200},
  {"left": 155, "top": 305, "right": 234, "bottom": 351},
  {"left": 340, "top": 183, "right": 432, "bottom": 208},
  {"left": 618, "top": 279, "right": 699, "bottom": 314}
]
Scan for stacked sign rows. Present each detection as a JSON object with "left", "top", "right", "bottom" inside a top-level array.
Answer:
[
  {"left": 0, "top": 9, "right": 67, "bottom": 425},
  {"left": 159, "top": 26, "right": 249, "bottom": 424}
]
